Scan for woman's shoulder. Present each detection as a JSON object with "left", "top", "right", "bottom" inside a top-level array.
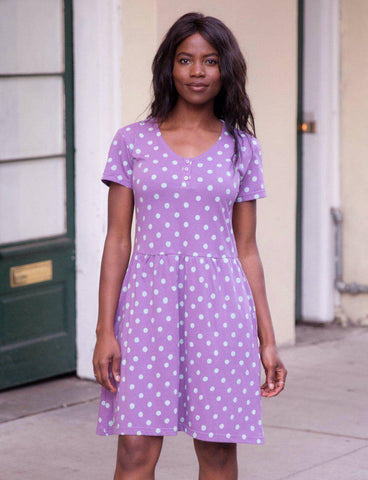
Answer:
[
  {"left": 233, "top": 126, "right": 258, "bottom": 144},
  {"left": 231, "top": 126, "right": 260, "bottom": 156},
  {"left": 116, "top": 118, "right": 156, "bottom": 139}
]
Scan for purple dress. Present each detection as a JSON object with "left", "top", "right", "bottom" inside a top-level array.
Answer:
[{"left": 96, "top": 117, "right": 267, "bottom": 444}]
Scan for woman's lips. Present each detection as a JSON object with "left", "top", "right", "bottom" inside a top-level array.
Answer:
[{"left": 185, "top": 83, "right": 208, "bottom": 92}]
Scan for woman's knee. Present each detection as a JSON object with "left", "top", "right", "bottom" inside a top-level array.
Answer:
[
  {"left": 194, "top": 439, "right": 237, "bottom": 469},
  {"left": 116, "top": 435, "right": 163, "bottom": 472}
]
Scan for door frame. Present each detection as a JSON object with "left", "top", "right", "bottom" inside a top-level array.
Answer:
[
  {"left": 295, "top": 0, "right": 304, "bottom": 322},
  {"left": 296, "top": 0, "right": 341, "bottom": 323}
]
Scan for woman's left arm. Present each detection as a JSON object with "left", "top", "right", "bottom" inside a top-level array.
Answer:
[{"left": 233, "top": 200, "right": 288, "bottom": 397}]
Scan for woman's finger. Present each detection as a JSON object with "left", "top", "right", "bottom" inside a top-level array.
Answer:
[
  {"left": 261, "top": 380, "right": 272, "bottom": 396},
  {"left": 266, "top": 367, "right": 276, "bottom": 391},
  {"left": 112, "top": 352, "right": 122, "bottom": 384},
  {"left": 275, "top": 366, "right": 287, "bottom": 386},
  {"left": 99, "top": 360, "right": 116, "bottom": 393},
  {"left": 93, "top": 360, "right": 101, "bottom": 385}
]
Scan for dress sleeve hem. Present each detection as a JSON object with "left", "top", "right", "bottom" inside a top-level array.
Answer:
[
  {"left": 101, "top": 176, "right": 133, "bottom": 190},
  {"left": 235, "top": 189, "right": 267, "bottom": 203}
]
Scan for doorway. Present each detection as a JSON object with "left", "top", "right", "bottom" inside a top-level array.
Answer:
[{"left": 0, "top": 0, "right": 76, "bottom": 389}]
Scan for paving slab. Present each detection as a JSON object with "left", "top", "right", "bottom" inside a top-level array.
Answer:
[
  {"left": 260, "top": 369, "right": 367, "bottom": 440},
  {"left": 295, "top": 322, "right": 367, "bottom": 345},
  {"left": 0, "top": 375, "right": 100, "bottom": 423},
  {"left": 279, "top": 444, "right": 368, "bottom": 480}
]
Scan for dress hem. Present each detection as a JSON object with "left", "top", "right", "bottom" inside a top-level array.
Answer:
[{"left": 96, "top": 422, "right": 265, "bottom": 445}]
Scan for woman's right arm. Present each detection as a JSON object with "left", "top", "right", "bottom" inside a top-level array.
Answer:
[{"left": 93, "top": 182, "right": 134, "bottom": 393}]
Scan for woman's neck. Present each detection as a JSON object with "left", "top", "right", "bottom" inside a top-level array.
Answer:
[{"left": 161, "top": 98, "right": 220, "bottom": 130}]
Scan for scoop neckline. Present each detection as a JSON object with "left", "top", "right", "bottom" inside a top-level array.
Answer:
[{"left": 153, "top": 118, "right": 225, "bottom": 161}]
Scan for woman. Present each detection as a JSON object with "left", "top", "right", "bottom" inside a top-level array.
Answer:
[{"left": 93, "top": 11, "right": 287, "bottom": 480}]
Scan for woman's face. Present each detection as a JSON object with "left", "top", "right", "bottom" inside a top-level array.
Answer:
[{"left": 172, "top": 33, "right": 222, "bottom": 106}]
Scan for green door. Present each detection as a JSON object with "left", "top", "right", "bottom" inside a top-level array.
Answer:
[{"left": 0, "top": 0, "right": 76, "bottom": 390}]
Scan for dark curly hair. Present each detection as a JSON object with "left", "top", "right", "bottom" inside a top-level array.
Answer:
[{"left": 147, "top": 12, "right": 257, "bottom": 163}]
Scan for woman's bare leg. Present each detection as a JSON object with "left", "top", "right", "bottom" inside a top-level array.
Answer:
[
  {"left": 113, "top": 435, "right": 164, "bottom": 480},
  {"left": 193, "top": 438, "right": 238, "bottom": 480}
]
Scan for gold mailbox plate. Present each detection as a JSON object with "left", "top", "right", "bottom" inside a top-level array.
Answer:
[{"left": 10, "top": 260, "right": 53, "bottom": 288}]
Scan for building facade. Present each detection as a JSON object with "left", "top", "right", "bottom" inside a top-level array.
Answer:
[{"left": 0, "top": 0, "right": 366, "bottom": 388}]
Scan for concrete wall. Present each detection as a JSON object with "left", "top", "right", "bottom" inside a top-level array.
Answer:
[
  {"left": 340, "top": 0, "right": 368, "bottom": 323},
  {"left": 120, "top": 1, "right": 298, "bottom": 346}
]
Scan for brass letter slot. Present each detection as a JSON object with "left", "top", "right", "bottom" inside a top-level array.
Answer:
[{"left": 10, "top": 260, "right": 53, "bottom": 288}]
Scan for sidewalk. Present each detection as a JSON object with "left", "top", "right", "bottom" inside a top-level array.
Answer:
[{"left": 1, "top": 324, "right": 367, "bottom": 480}]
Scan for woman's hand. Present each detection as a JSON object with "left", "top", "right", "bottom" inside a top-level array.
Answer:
[
  {"left": 93, "top": 331, "right": 122, "bottom": 393},
  {"left": 259, "top": 344, "right": 287, "bottom": 397}
]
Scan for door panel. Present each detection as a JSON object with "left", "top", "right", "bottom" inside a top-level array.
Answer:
[
  {"left": 0, "top": 0, "right": 64, "bottom": 74},
  {"left": 0, "top": 157, "right": 66, "bottom": 243},
  {"left": 0, "top": 0, "right": 75, "bottom": 390},
  {"left": 1, "top": 286, "right": 66, "bottom": 345},
  {"left": 1, "top": 76, "right": 65, "bottom": 160}
]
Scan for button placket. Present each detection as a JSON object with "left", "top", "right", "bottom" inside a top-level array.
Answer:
[{"left": 181, "top": 158, "right": 192, "bottom": 186}]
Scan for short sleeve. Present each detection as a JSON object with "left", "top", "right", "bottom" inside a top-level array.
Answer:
[
  {"left": 101, "top": 128, "right": 133, "bottom": 189},
  {"left": 235, "top": 135, "right": 267, "bottom": 202}
]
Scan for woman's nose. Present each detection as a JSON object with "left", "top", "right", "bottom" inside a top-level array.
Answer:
[{"left": 190, "top": 61, "right": 205, "bottom": 76}]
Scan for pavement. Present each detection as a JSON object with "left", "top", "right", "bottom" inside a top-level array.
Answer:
[{"left": 1, "top": 322, "right": 367, "bottom": 480}]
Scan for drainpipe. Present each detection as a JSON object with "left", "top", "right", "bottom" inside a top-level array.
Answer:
[{"left": 331, "top": 207, "right": 368, "bottom": 294}]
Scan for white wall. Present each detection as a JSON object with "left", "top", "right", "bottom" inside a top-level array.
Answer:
[{"left": 73, "top": 0, "right": 123, "bottom": 378}]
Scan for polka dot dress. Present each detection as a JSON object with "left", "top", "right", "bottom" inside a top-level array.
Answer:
[{"left": 96, "top": 117, "right": 267, "bottom": 444}]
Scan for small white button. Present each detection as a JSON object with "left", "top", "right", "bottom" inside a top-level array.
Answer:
[
  {"left": 184, "top": 175, "right": 189, "bottom": 180},
  {"left": 185, "top": 159, "right": 191, "bottom": 164}
]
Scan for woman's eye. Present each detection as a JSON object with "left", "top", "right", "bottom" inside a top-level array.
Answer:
[{"left": 178, "top": 58, "right": 218, "bottom": 65}]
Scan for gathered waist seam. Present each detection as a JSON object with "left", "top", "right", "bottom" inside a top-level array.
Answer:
[{"left": 133, "top": 251, "right": 239, "bottom": 260}]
